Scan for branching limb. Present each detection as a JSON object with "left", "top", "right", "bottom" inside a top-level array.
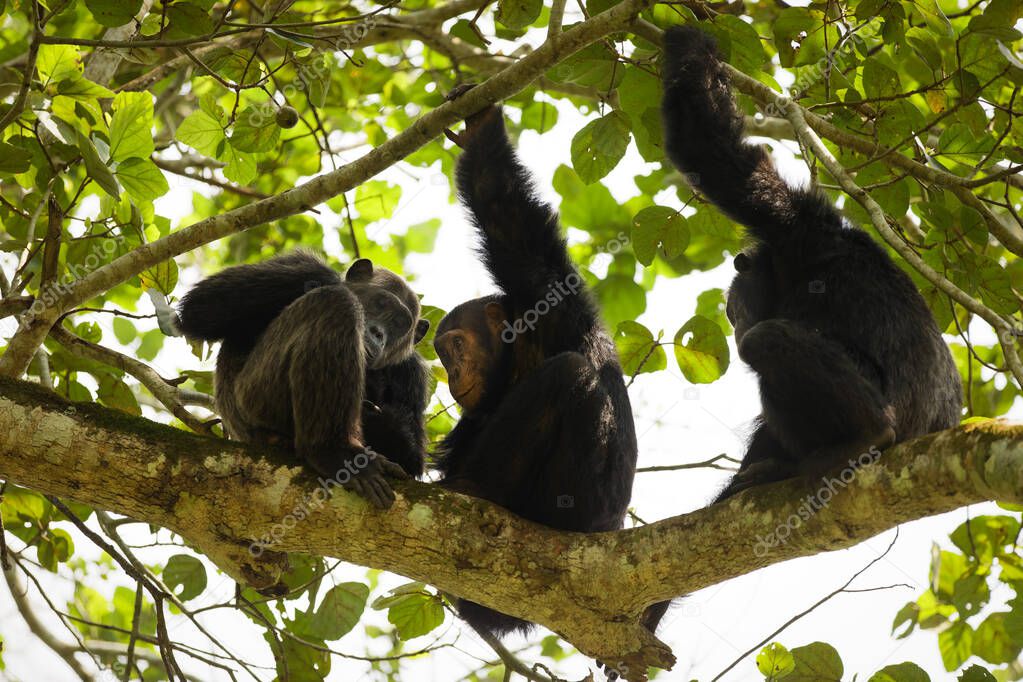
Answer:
[
  {"left": 48, "top": 325, "right": 214, "bottom": 434},
  {"left": 1, "top": 377, "right": 1021, "bottom": 679}
]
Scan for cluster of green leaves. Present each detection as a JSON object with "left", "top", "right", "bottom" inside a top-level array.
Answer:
[
  {"left": 754, "top": 640, "right": 997, "bottom": 682},
  {"left": 893, "top": 513, "right": 1023, "bottom": 678}
]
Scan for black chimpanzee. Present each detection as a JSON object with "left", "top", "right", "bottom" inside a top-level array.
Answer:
[
  {"left": 625, "top": 23, "right": 964, "bottom": 655},
  {"left": 434, "top": 88, "right": 639, "bottom": 637},
  {"left": 660, "top": 26, "right": 961, "bottom": 502},
  {"left": 176, "top": 251, "right": 431, "bottom": 509}
]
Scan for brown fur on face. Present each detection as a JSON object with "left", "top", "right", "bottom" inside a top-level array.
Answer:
[{"left": 434, "top": 297, "right": 506, "bottom": 410}]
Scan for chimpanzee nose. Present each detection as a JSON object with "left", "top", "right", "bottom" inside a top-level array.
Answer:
[{"left": 367, "top": 323, "right": 386, "bottom": 347}]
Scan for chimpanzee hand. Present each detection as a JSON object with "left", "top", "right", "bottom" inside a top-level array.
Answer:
[
  {"left": 306, "top": 447, "right": 409, "bottom": 510},
  {"left": 342, "top": 450, "right": 409, "bottom": 510},
  {"left": 444, "top": 83, "right": 502, "bottom": 149}
]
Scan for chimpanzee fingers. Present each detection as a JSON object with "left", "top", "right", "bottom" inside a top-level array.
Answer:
[
  {"left": 445, "top": 83, "right": 477, "bottom": 101},
  {"left": 376, "top": 456, "right": 410, "bottom": 480},
  {"left": 365, "top": 473, "right": 397, "bottom": 508},
  {"left": 444, "top": 128, "right": 465, "bottom": 148},
  {"left": 344, "top": 474, "right": 394, "bottom": 510}
]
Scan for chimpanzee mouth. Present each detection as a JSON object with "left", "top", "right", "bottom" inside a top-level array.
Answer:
[{"left": 364, "top": 333, "right": 384, "bottom": 365}]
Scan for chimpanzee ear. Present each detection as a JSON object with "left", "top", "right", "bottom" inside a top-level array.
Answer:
[
  {"left": 414, "top": 318, "right": 431, "bottom": 343},
  {"left": 484, "top": 301, "right": 506, "bottom": 324},
  {"left": 733, "top": 253, "right": 752, "bottom": 273},
  {"left": 346, "top": 258, "right": 374, "bottom": 282}
]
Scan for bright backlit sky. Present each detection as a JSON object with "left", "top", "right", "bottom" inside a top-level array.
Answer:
[{"left": 3, "top": 59, "right": 1021, "bottom": 682}]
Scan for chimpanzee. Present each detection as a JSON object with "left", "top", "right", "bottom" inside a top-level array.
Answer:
[
  {"left": 435, "top": 87, "right": 639, "bottom": 637},
  {"left": 660, "top": 26, "right": 960, "bottom": 500},
  {"left": 176, "top": 251, "right": 431, "bottom": 509}
]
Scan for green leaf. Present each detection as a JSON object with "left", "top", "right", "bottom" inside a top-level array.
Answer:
[
  {"left": 306, "top": 583, "right": 370, "bottom": 641},
  {"left": 355, "top": 180, "right": 402, "bottom": 222},
  {"left": 788, "top": 642, "right": 843, "bottom": 681},
  {"left": 112, "top": 317, "right": 137, "bottom": 345},
  {"left": 892, "top": 601, "right": 920, "bottom": 638},
  {"left": 869, "top": 662, "right": 931, "bottom": 682},
  {"left": 37, "top": 528, "right": 74, "bottom": 571},
  {"left": 77, "top": 130, "right": 121, "bottom": 198},
  {"left": 631, "top": 206, "right": 689, "bottom": 266},
  {"left": 593, "top": 274, "right": 646, "bottom": 328},
  {"left": 958, "top": 665, "right": 997, "bottom": 682},
  {"left": 220, "top": 143, "right": 257, "bottom": 185},
  {"left": 939, "top": 621, "right": 974, "bottom": 671},
  {"left": 0, "top": 141, "right": 32, "bottom": 174},
  {"left": 383, "top": 590, "right": 444, "bottom": 640},
  {"left": 520, "top": 99, "right": 559, "bottom": 134},
  {"left": 709, "top": 16, "right": 768, "bottom": 75},
  {"left": 695, "top": 288, "right": 730, "bottom": 336},
  {"left": 972, "top": 613, "right": 1023, "bottom": 664},
  {"left": 402, "top": 219, "right": 441, "bottom": 253},
  {"left": 36, "top": 45, "right": 82, "bottom": 86},
  {"left": 755, "top": 642, "right": 795, "bottom": 679},
  {"left": 863, "top": 57, "right": 901, "bottom": 99},
  {"left": 546, "top": 43, "right": 623, "bottom": 89},
  {"left": 176, "top": 109, "right": 226, "bottom": 156},
  {"left": 496, "top": 0, "right": 542, "bottom": 30},
  {"left": 55, "top": 77, "right": 115, "bottom": 101},
  {"left": 952, "top": 574, "right": 990, "bottom": 616},
  {"left": 140, "top": 259, "right": 179, "bottom": 295},
  {"left": 614, "top": 321, "right": 666, "bottom": 376},
  {"left": 97, "top": 376, "right": 141, "bottom": 415},
  {"left": 115, "top": 158, "right": 168, "bottom": 201},
  {"left": 109, "top": 92, "right": 155, "bottom": 162},
  {"left": 2, "top": 487, "right": 47, "bottom": 521},
  {"left": 570, "top": 112, "right": 631, "bottom": 184},
  {"left": 167, "top": 1, "right": 214, "bottom": 36},
  {"left": 617, "top": 66, "right": 662, "bottom": 162},
  {"left": 85, "top": 0, "right": 144, "bottom": 27},
  {"left": 449, "top": 18, "right": 489, "bottom": 48},
  {"left": 162, "top": 554, "right": 207, "bottom": 601},
  {"left": 230, "top": 104, "right": 281, "bottom": 153},
  {"left": 672, "top": 315, "right": 730, "bottom": 384},
  {"left": 773, "top": 7, "right": 818, "bottom": 67},
  {"left": 137, "top": 329, "right": 165, "bottom": 361}
]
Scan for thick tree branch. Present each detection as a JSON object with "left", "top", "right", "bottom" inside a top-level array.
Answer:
[{"left": 1, "top": 377, "right": 1020, "bottom": 679}]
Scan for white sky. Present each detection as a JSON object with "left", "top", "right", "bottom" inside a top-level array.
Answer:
[{"left": 3, "top": 37, "right": 1022, "bottom": 682}]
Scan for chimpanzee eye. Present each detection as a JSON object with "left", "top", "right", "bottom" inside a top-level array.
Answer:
[{"left": 453, "top": 336, "right": 464, "bottom": 351}]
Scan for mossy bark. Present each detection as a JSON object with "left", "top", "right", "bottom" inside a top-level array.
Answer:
[{"left": 1, "top": 377, "right": 1021, "bottom": 680}]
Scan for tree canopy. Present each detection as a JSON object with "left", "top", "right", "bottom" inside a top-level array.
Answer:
[{"left": 0, "top": 0, "right": 1022, "bottom": 680}]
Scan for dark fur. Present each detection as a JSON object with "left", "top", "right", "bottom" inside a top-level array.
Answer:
[
  {"left": 435, "top": 105, "right": 639, "bottom": 636},
  {"left": 651, "top": 25, "right": 962, "bottom": 630},
  {"left": 177, "top": 251, "right": 429, "bottom": 506}
]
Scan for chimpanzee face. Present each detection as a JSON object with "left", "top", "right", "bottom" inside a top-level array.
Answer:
[
  {"left": 434, "top": 297, "right": 506, "bottom": 411},
  {"left": 726, "top": 248, "right": 776, "bottom": 344},
  {"left": 345, "top": 259, "right": 430, "bottom": 369}
]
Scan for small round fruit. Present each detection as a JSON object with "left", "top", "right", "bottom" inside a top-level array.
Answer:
[{"left": 276, "top": 106, "right": 299, "bottom": 129}]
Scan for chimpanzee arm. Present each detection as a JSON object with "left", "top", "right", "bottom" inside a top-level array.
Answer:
[
  {"left": 363, "top": 354, "right": 430, "bottom": 477},
  {"left": 176, "top": 251, "right": 340, "bottom": 346},
  {"left": 454, "top": 106, "right": 598, "bottom": 351},
  {"left": 660, "top": 26, "right": 842, "bottom": 248}
]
